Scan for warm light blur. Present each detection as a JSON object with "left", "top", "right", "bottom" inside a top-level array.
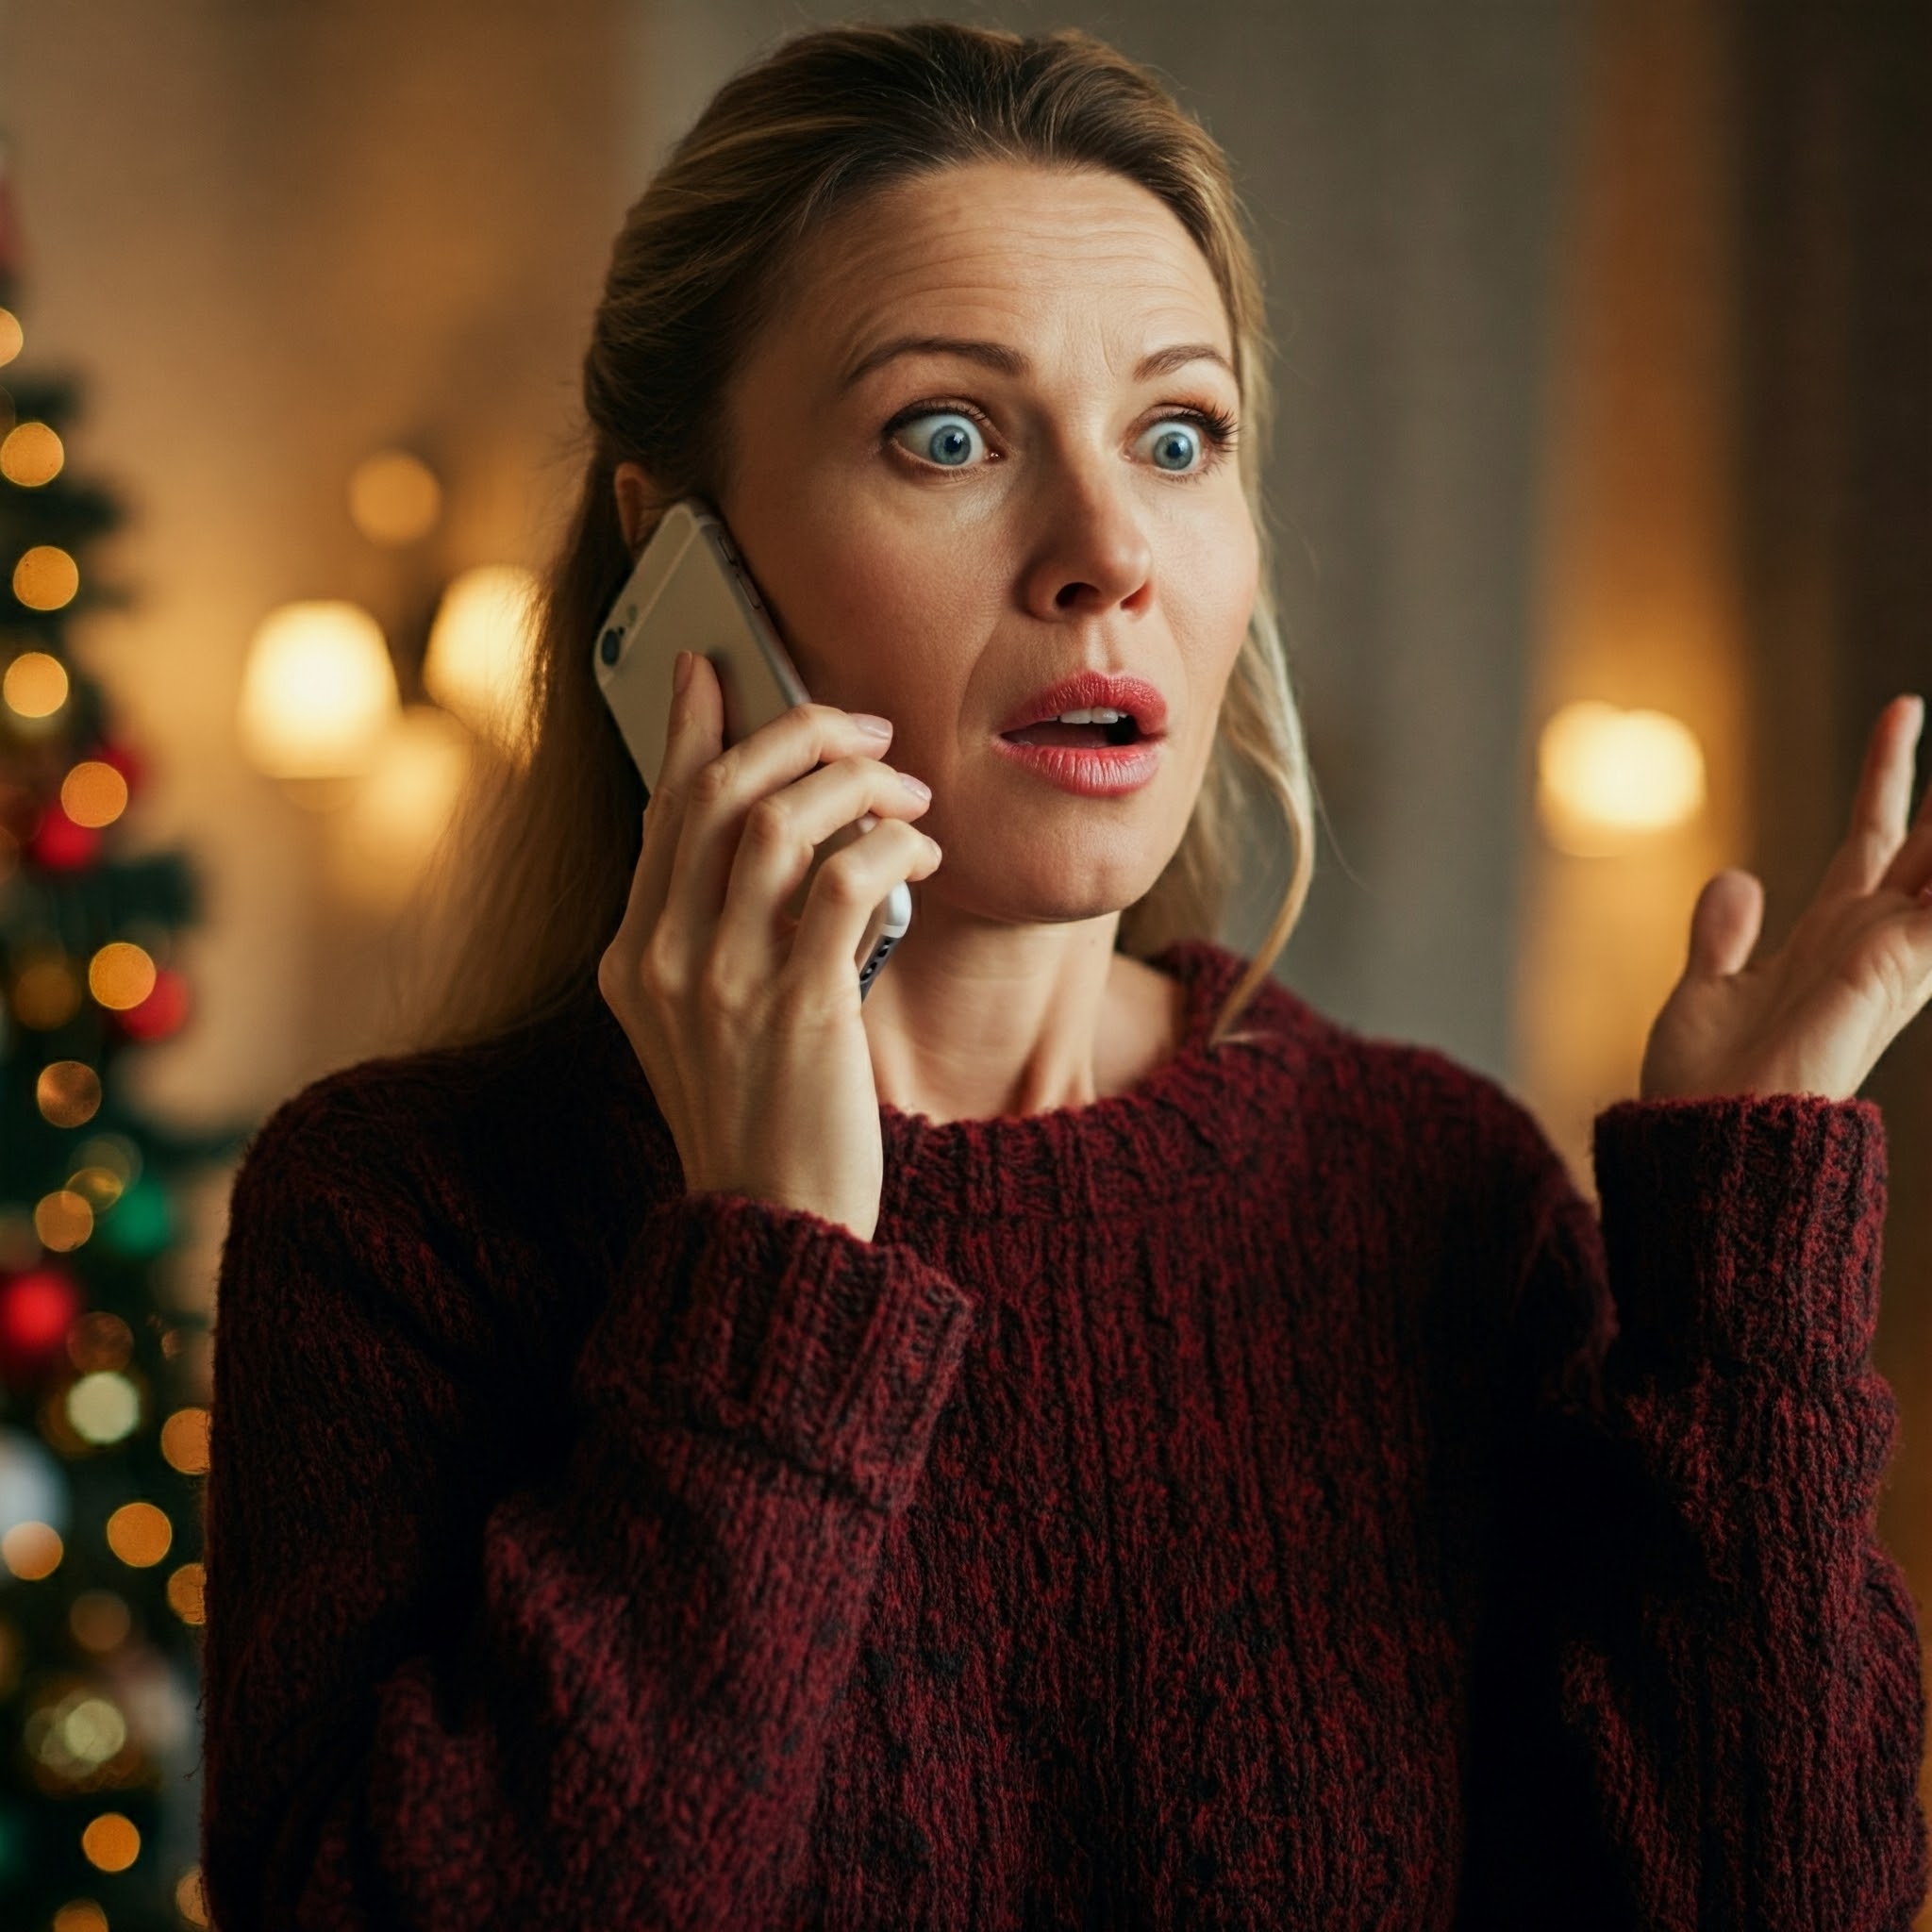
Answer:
[
  {"left": 167, "top": 1561, "right": 206, "bottom": 1625},
  {"left": 36, "top": 1060, "right": 102, "bottom": 1128},
  {"left": 159, "top": 1407, "right": 210, "bottom": 1474},
  {"left": 423, "top": 563, "right": 538, "bottom": 758},
  {"left": 52, "top": 1901, "right": 108, "bottom": 1932},
  {"left": 61, "top": 759, "right": 129, "bottom": 827},
  {"left": 2, "top": 1521, "right": 63, "bottom": 1580},
  {"left": 68, "top": 1311, "right": 134, "bottom": 1374},
  {"left": 348, "top": 448, "right": 442, "bottom": 544},
  {"left": 1, "top": 419, "right": 64, "bottom": 486},
  {"left": 238, "top": 600, "right": 400, "bottom": 779},
  {"left": 329, "top": 703, "right": 475, "bottom": 912},
  {"left": 79, "top": 1811, "right": 140, "bottom": 1873},
  {"left": 69, "top": 1590, "right": 133, "bottom": 1654},
  {"left": 12, "top": 954, "right": 83, "bottom": 1028},
  {"left": 89, "top": 940, "right": 158, "bottom": 1010},
  {"left": 66, "top": 1373, "right": 142, "bottom": 1447},
  {"left": 0, "top": 307, "right": 22, "bottom": 363},
  {"left": 3, "top": 648, "right": 70, "bottom": 719},
  {"left": 34, "top": 1190, "right": 92, "bottom": 1253},
  {"left": 13, "top": 543, "right": 79, "bottom": 610},
  {"left": 175, "top": 1866, "right": 210, "bottom": 1926},
  {"left": 1537, "top": 700, "right": 1707, "bottom": 854},
  {"left": 105, "top": 1501, "right": 172, "bottom": 1568}
]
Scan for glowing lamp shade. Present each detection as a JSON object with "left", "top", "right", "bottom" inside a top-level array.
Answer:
[
  {"left": 238, "top": 601, "right": 399, "bottom": 779},
  {"left": 423, "top": 565, "right": 539, "bottom": 760},
  {"left": 1537, "top": 701, "right": 1707, "bottom": 854}
]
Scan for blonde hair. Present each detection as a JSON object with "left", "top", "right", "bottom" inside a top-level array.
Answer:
[{"left": 386, "top": 21, "right": 1316, "bottom": 1059}]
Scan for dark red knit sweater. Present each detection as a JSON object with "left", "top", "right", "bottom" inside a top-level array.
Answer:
[{"left": 196, "top": 938, "right": 1928, "bottom": 1929}]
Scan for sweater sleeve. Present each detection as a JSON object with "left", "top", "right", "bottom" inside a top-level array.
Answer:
[
  {"left": 1455, "top": 1091, "right": 1929, "bottom": 1931},
  {"left": 197, "top": 1106, "right": 977, "bottom": 1931}
]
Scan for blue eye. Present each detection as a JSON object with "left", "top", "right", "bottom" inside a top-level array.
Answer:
[
  {"left": 891, "top": 411, "right": 986, "bottom": 468},
  {"left": 1140, "top": 421, "right": 1203, "bottom": 473}
]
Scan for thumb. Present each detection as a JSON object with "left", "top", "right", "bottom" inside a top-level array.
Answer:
[{"left": 1687, "top": 868, "right": 1764, "bottom": 979}]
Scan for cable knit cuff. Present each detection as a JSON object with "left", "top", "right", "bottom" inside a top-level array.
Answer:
[
  {"left": 575, "top": 1190, "right": 979, "bottom": 1513},
  {"left": 1591, "top": 1092, "right": 1888, "bottom": 1379}
]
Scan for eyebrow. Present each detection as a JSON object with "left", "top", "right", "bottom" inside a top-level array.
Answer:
[{"left": 838, "top": 334, "right": 1237, "bottom": 391}]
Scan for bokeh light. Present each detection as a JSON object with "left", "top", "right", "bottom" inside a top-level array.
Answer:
[
  {"left": 13, "top": 544, "right": 79, "bottom": 611},
  {"left": 66, "top": 1373, "right": 142, "bottom": 1447},
  {"left": 2, "top": 1521, "right": 63, "bottom": 1580},
  {"left": 166, "top": 1562, "right": 206, "bottom": 1626},
  {"left": 34, "top": 1190, "right": 93, "bottom": 1254},
  {"left": 0, "top": 419, "right": 63, "bottom": 486},
  {"left": 59, "top": 759, "right": 128, "bottom": 828},
  {"left": 348, "top": 448, "right": 442, "bottom": 544},
  {"left": 37, "top": 1060, "right": 102, "bottom": 1128},
  {"left": 88, "top": 941, "right": 157, "bottom": 1010},
  {"left": 3, "top": 649, "right": 69, "bottom": 719},
  {"left": 79, "top": 1811, "right": 139, "bottom": 1873},
  {"left": 238, "top": 599, "right": 399, "bottom": 780},
  {"left": 68, "top": 1591, "right": 132, "bottom": 1654},
  {"left": 105, "top": 1501, "right": 171, "bottom": 1568},
  {"left": 159, "top": 1407, "right": 209, "bottom": 1475},
  {"left": 1537, "top": 700, "right": 1707, "bottom": 855}
]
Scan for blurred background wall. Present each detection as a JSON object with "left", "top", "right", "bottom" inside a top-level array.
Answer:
[{"left": 0, "top": 0, "right": 1927, "bottom": 1917}]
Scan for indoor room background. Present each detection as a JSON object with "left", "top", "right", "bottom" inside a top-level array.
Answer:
[{"left": 0, "top": 0, "right": 1927, "bottom": 1923}]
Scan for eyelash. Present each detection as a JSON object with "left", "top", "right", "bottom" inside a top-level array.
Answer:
[{"left": 881, "top": 398, "right": 1241, "bottom": 479}]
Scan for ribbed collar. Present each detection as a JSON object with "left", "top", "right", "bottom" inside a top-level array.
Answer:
[
  {"left": 875, "top": 940, "right": 1307, "bottom": 1223},
  {"left": 577, "top": 938, "right": 1309, "bottom": 1224}
]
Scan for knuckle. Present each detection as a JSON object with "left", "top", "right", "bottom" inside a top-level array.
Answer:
[
  {"left": 691, "top": 758, "right": 734, "bottom": 808},
  {"left": 743, "top": 795, "right": 796, "bottom": 852}
]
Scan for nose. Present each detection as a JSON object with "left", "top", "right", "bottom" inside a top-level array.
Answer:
[{"left": 1019, "top": 456, "right": 1155, "bottom": 622}]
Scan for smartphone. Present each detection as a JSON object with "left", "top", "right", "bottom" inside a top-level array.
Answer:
[{"left": 591, "top": 498, "right": 912, "bottom": 1002}]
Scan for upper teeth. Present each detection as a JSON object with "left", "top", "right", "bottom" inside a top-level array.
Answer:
[{"left": 1054, "top": 708, "right": 1127, "bottom": 724}]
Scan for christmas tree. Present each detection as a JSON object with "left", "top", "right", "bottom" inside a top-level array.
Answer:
[{"left": 0, "top": 133, "right": 251, "bottom": 1930}]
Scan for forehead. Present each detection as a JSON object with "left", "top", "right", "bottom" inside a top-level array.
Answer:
[{"left": 768, "top": 160, "right": 1233, "bottom": 383}]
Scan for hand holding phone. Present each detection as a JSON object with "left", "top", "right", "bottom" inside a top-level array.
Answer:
[{"left": 596, "top": 651, "right": 941, "bottom": 1243}]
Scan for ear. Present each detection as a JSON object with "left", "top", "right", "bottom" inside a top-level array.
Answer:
[{"left": 612, "top": 460, "right": 658, "bottom": 553}]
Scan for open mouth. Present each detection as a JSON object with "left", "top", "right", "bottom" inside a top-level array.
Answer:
[{"left": 1000, "top": 717, "right": 1146, "bottom": 750}]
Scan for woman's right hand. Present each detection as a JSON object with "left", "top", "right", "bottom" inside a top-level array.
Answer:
[{"left": 598, "top": 650, "right": 941, "bottom": 1245}]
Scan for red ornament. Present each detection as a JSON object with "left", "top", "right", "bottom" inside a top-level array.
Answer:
[
  {"left": 117, "top": 966, "right": 191, "bottom": 1042},
  {"left": 23, "top": 802, "right": 100, "bottom": 872},
  {"left": 0, "top": 1268, "right": 82, "bottom": 1384}
]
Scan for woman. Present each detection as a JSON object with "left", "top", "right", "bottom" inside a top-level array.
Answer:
[{"left": 198, "top": 21, "right": 1932, "bottom": 1928}]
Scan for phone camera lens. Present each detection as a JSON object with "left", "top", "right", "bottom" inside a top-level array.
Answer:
[{"left": 599, "top": 626, "right": 624, "bottom": 666}]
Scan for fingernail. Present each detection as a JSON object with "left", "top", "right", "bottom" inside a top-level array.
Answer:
[
  {"left": 900, "top": 772, "right": 931, "bottom": 803},
  {"left": 852, "top": 712, "right": 893, "bottom": 739}
]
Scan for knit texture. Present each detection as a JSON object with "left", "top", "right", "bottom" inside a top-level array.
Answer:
[{"left": 196, "top": 938, "right": 1929, "bottom": 1929}]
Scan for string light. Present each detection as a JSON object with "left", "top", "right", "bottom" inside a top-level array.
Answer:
[
  {"left": 175, "top": 1867, "right": 210, "bottom": 1926},
  {"left": 52, "top": 1902, "right": 108, "bottom": 1932},
  {"left": 1, "top": 1522, "right": 63, "bottom": 1580},
  {"left": 165, "top": 1562, "right": 205, "bottom": 1626},
  {"left": 59, "top": 759, "right": 128, "bottom": 828},
  {"left": 33, "top": 1190, "right": 93, "bottom": 1254},
  {"left": 3, "top": 648, "right": 69, "bottom": 719},
  {"left": 68, "top": 1591, "right": 132, "bottom": 1654},
  {"left": 104, "top": 1501, "right": 171, "bottom": 1568},
  {"left": 159, "top": 1407, "right": 209, "bottom": 1474},
  {"left": 67, "top": 1312, "right": 133, "bottom": 1374},
  {"left": 0, "top": 418, "right": 63, "bottom": 486},
  {"left": 37, "top": 1060, "right": 102, "bottom": 1128},
  {"left": 79, "top": 1811, "right": 139, "bottom": 1874},
  {"left": 0, "top": 306, "right": 24, "bottom": 363},
  {"left": 11, "top": 952, "right": 83, "bottom": 1028},
  {"left": 88, "top": 940, "right": 157, "bottom": 1010},
  {"left": 65, "top": 1374, "right": 141, "bottom": 1447},
  {"left": 12, "top": 543, "right": 78, "bottom": 612}
]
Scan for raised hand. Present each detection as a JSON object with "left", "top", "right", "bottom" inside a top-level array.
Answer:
[{"left": 1640, "top": 694, "right": 1932, "bottom": 1104}]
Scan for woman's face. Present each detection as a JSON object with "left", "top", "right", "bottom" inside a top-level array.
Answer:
[{"left": 717, "top": 158, "right": 1258, "bottom": 934}]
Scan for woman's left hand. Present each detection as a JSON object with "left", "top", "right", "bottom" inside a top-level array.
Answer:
[{"left": 1640, "top": 694, "right": 1932, "bottom": 1105}]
